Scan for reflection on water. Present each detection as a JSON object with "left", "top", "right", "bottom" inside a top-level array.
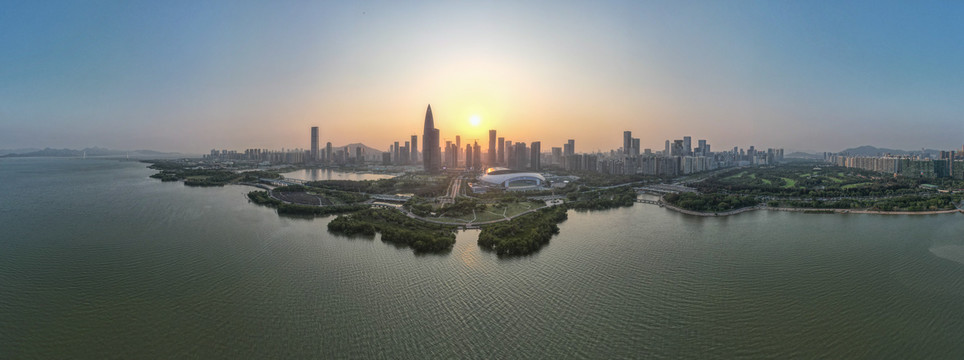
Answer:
[
  {"left": 280, "top": 168, "right": 398, "bottom": 181},
  {"left": 931, "top": 245, "right": 964, "bottom": 265}
]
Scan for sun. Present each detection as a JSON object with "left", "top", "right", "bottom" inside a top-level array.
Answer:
[{"left": 469, "top": 114, "right": 481, "bottom": 127}]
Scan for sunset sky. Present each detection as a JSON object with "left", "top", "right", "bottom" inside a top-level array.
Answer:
[{"left": 2, "top": 1, "right": 962, "bottom": 154}]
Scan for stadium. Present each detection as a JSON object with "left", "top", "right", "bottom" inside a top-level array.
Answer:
[{"left": 477, "top": 168, "right": 547, "bottom": 190}]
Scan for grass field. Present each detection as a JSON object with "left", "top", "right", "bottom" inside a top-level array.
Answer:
[
  {"left": 842, "top": 182, "right": 871, "bottom": 189},
  {"left": 781, "top": 177, "right": 797, "bottom": 188},
  {"left": 435, "top": 202, "right": 541, "bottom": 223}
]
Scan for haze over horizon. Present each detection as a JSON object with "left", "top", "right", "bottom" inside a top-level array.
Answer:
[{"left": 2, "top": 1, "right": 962, "bottom": 154}]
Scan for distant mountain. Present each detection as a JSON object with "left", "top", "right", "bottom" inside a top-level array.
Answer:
[
  {"left": 0, "top": 147, "right": 180, "bottom": 158},
  {"left": 784, "top": 151, "right": 822, "bottom": 159},
  {"left": 838, "top": 145, "right": 939, "bottom": 157},
  {"left": 335, "top": 143, "right": 388, "bottom": 154},
  {"left": 334, "top": 143, "right": 388, "bottom": 161},
  {"left": 0, "top": 148, "right": 40, "bottom": 156}
]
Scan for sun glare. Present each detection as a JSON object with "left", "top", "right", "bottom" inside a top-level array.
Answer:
[{"left": 469, "top": 114, "right": 481, "bottom": 127}]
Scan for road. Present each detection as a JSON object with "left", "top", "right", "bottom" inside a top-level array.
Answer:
[{"left": 439, "top": 176, "right": 462, "bottom": 206}]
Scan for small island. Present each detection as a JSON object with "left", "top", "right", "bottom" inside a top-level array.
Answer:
[
  {"left": 328, "top": 208, "right": 458, "bottom": 253},
  {"left": 477, "top": 206, "right": 568, "bottom": 256}
]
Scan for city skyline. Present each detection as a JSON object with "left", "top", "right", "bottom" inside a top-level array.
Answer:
[{"left": 2, "top": 1, "right": 963, "bottom": 153}]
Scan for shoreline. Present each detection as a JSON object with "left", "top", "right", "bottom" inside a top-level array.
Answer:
[{"left": 660, "top": 200, "right": 962, "bottom": 217}]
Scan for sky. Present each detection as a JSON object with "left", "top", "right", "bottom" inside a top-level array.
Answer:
[{"left": 1, "top": 0, "right": 962, "bottom": 154}]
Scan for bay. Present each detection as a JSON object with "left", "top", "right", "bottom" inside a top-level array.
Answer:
[{"left": 1, "top": 158, "right": 963, "bottom": 358}]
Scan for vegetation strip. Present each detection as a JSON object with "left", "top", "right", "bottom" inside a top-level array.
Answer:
[{"left": 327, "top": 208, "right": 457, "bottom": 253}]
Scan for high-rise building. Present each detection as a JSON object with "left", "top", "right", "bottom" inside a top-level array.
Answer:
[
  {"left": 664, "top": 140, "right": 670, "bottom": 156},
  {"left": 394, "top": 141, "right": 400, "bottom": 164},
  {"left": 326, "top": 142, "right": 333, "bottom": 164},
  {"left": 403, "top": 141, "right": 410, "bottom": 164},
  {"left": 697, "top": 139, "right": 707, "bottom": 155},
  {"left": 465, "top": 144, "right": 473, "bottom": 170},
  {"left": 514, "top": 142, "right": 528, "bottom": 170},
  {"left": 432, "top": 128, "right": 440, "bottom": 169},
  {"left": 497, "top": 137, "right": 505, "bottom": 165},
  {"left": 422, "top": 105, "right": 440, "bottom": 173},
  {"left": 506, "top": 141, "right": 514, "bottom": 169},
  {"left": 473, "top": 141, "right": 482, "bottom": 171},
  {"left": 411, "top": 135, "right": 418, "bottom": 164},
  {"left": 566, "top": 139, "right": 575, "bottom": 157},
  {"left": 530, "top": 141, "right": 541, "bottom": 171},
  {"left": 683, "top": 136, "right": 692, "bottom": 156},
  {"left": 623, "top": 131, "right": 632, "bottom": 155},
  {"left": 310, "top": 126, "right": 319, "bottom": 161},
  {"left": 455, "top": 135, "right": 461, "bottom": 166},
  {"left": 488, "top": 130, "right": 497, "bottom": 166},
  {"left": 632, "top": 138, "right": 640, "bottom": 157}
]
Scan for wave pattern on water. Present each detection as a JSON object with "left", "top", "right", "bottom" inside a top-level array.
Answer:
[{"left": 1, "top": 158, "right": 964, "bottom": 358}]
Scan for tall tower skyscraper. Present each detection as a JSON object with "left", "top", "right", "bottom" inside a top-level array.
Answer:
[
  {"left": 310, "top": 126, "right": 319, "bottom": 161},
  {"left": 623, "top": 131, "right": 632, "bottom": 155},
  {"left": 488, "top": 130, "right": 497, "bottom": 166},
  {"left": 530, "top": 141, "right": 541, "bottom": 171},
  {"left": 422, "top": 105, "right": 439, "bottom": 173},
  {"left": 683, "top": 136, "right": 692, "bottom": 156},
  {"left": 394, "top": 141, "right": 400, "bottom": 164},
  {"left": 664, "top": 140, "right": 670, "bottom": 156},
  {"left": 432, "top": 128, "right": 440, "bottom": 170},
  {"left": 411, "top": 135, "right": 418, "bottom": 164},
  {"left": 326, "top": 142, "right": 333, "bottom": 164},
  {"left": 473, "top": 141, "right": 482, "bottom": 171},
  {"left": 497, "top": 137, "right": 505, "bottom": 165},
  {"left": 455, "top": 135, "right": 461, "bottom": 165}
]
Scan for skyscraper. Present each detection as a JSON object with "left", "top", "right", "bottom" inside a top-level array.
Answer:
[
  {"left": 473, "top": 141, "right": 482, "bottom": 171},
  {"left": 664, "top": 140, "right": 670, "bottom": 156},
  {"left": 632, "top": 138, "right": 640, "bottom": 157},
  {"left": 683, "top": 136, "right": 692, "bottom": 156},
  {"left": 566, "top": 139, "right": 575, "bottom": 157},
  {"left": 497, "top": 137, "right": 505, "bottom": 165},
  {"left": 326, "top": 142, "right": 333, "bottom": 164},
  {"left": 455, "top": 135, "right": 461, "bottom": 166},
  {"left": 530, "top": 141, "right": 541, "bottom": 171},
  {"left": 506, "top": 141, "right": 514, "bottom": 169},
  {"left": 432, "top": 128, "right": 440, "bottom": 170},
  {"left": 623, "top": 131, "right": 632, "bottom": 155},
  {"left": 310, "top": 126, "right": 319, "bottom": 161},
  {"left": 488, "top": 130, "right": 497, "bottom": 166},
  {"left": 411, "top": 135, "right": 418, "bottom": 164},
  {"left": 403, "top": 141, "right": 410, "bottom": 164},
  {"left": 422, "top": 105, "right": 440, "bottom": 173},
  {"left": 394, "top": 141, "right": 400, "bottom": 164}
]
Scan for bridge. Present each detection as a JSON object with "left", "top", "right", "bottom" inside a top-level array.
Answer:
[
  {"left": 528, "top": 195, "right": 567, "bottom": 201},
  {"left": 371, "top": 194, "right": 412, "bottom": 202},
  {"left": 259, "top": 177, "right": 309, "bottom": 187},
  {"left": 634, "top": 184, "right": 697, "bottom": 195},
  {"left": 635, "top": 199, "right": 662, "bottom": 205}
]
